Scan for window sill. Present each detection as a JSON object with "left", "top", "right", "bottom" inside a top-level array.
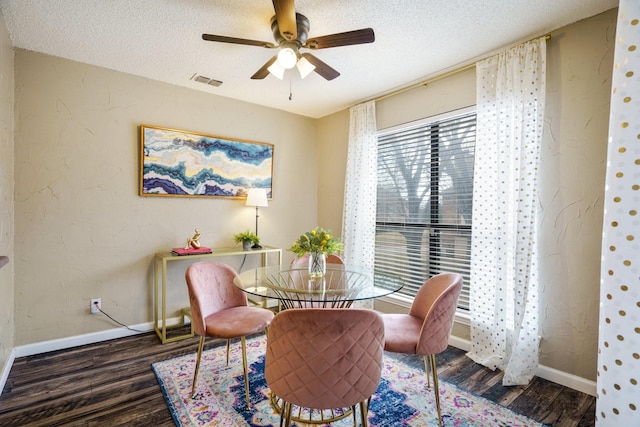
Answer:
[{"left": 376, "top": 293, "right": 413, "bottom": 309}]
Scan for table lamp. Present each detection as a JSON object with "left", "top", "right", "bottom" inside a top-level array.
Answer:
[{"left": 245, "top": 188, "right": 268, "bottom": 249}]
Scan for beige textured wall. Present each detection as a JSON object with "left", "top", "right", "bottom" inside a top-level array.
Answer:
[
  {"left": 0, "top": 9, "right": 14, "bottom": 371},
  {"left": 536, "top": 8, "right": 615, "bottom": 382},
  {"left": 13, "top": 50, "right": 317, "bottom": 345},
  {"left": 316, "top": 110, "right": 349, "bottom": 236},
  {"left": 317, "top": 9, "right": 616, "bottom": 381},
  {"left": 375, "top": 67, "right": 477, "bottom": 131}
]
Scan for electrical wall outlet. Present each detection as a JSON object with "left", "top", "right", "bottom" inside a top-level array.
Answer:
[{"left": 90, "top": 298, "right": 101, "bottom": 314}]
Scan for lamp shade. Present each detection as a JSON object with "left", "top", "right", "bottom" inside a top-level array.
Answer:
[
  {"left": 245, "top": 188, "right": 268, "bottom": 207},
  {"left": 296, "top": 56, "right": 316, "bottom": 79},
  {"left": 267, "top": 61, "right": 285, "bottom": 80}
]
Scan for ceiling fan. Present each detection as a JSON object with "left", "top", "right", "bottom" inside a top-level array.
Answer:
[{"left": 202, "top": 0, "right": 375, "bottom": 81}]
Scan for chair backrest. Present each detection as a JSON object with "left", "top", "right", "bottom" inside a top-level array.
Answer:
[
  {"left": 185, "top": 261, "right": 248, "bottom": 336},
  {"left": 327, "top": 254, "right": 345, "bottom": 264},
  {"left": 290, "top": 253, "right": 345, "bottom": 268},
  {"left": 410, "top": 273, "right": 463, "bottom": 356},
  {"left": 265, "top": 308, "right": 384, "bottom": 410}
]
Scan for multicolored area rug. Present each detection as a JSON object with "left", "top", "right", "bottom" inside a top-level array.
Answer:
[{"left": 152, "top": 335, "right": 546, "bottom": 426}]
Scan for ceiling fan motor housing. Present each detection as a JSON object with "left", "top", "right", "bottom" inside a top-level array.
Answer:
[{"left": 271, "top": 13, "right": 310, "bottom": 46}]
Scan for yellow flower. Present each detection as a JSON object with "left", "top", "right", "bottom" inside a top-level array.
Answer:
[
  {"left": 310, "top": 230, "right": 316, "bottom": 236},
  {"left": 325, "top": 234, "right": 331, "bottom": 240}
]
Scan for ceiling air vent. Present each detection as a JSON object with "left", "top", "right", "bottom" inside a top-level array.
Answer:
[{"left": 191, "top": 74, "right": 223, "bottom": 87}]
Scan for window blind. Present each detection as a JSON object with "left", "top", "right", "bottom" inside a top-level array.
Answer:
[{"left": 375, "top": 110, "right": 476, "bottom": 310}]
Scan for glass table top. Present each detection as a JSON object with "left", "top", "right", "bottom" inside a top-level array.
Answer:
[{"left": 234, "top": 264, "right": 404, "bottom": 309}]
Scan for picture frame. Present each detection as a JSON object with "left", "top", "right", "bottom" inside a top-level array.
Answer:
[{"left": 139, "top": 124, "right": 273, "bottom": 199}]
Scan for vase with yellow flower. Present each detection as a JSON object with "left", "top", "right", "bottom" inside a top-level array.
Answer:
[{"left": 288, "top": 227, "right": 344, "bottom": 279}]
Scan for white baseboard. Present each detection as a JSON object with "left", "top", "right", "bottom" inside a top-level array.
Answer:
[
  {"left": 448, "top": 335, "right": 471, "bottom": 351},
  {"left": 447, "top": 335, "right": 596, "bottom": 396},
  {"left": 535, "top": 364, "right": 596, "bottom": 396},
  {"left": 0, "top": 348, "right": 16, "bottom": 397},
  {"left": 13, "top": 320, "right": 157, "bottom": 358},
  {"left": 0, "top": 316, "right": 189, "bottom": 395}
]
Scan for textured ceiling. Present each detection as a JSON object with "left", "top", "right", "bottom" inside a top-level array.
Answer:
[{"left": 0, "top": 0, "right": 619, "bottom": 118}]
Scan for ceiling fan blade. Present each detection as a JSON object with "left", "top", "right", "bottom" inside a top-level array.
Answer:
[
  {"left": 202, "top": 34, "right": 276, "bottom": 49},
  {"left": 305, "top": 28, "right": 375, "bottom": 49},
  {"left": 300, "top": 53, "right": 340, "bottom": 80},
  {"left": 251, "top": 56, "right": 278, "bottom": 79},
  {"left": 272, "top": 0, "right": 297, "bottom": 41}
]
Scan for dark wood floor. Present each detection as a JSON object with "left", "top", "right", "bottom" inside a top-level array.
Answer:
[{"left": 0, "top": 327, "right": 595, "bottom": 426}]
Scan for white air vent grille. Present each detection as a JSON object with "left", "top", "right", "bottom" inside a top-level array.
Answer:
[{"left": 191, "top": 74, "right": 223, "bottom": 87}]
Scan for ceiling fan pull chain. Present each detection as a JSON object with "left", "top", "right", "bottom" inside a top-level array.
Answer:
[{"left": 289, "top": 75, "right": 293, "bottom": 101}]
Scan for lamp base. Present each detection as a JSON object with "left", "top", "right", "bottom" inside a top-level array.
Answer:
[{"left": 251, "top": 244, "right": 262, "bottom": 249}]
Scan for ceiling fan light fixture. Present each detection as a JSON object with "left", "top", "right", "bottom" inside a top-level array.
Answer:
[
  {"left": 203, "top": 5, "right": 374, "bottom": 82},
  {"left": 267, "top": 61, "right": 285, "bottom": 79},
  {"left": 277, "top": 47, "right": 297, "bottom": 69},
  {"left": 296, "top": 56, "right": 315, "bottom": 79}
]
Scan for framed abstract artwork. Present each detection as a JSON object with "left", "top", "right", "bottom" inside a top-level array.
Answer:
[{"left": 139, "top": 124, "right": 273, "bottom": 199}]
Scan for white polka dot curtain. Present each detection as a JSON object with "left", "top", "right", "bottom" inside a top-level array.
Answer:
[
  {"left": 342, "top": 101, "right": 377, "bottom": 271},
  {"left": 467, "top": 37, "right": 546, "bottom": 386},
  {"left": 596, "top": 1, "right": 640, "bottom": 424}
]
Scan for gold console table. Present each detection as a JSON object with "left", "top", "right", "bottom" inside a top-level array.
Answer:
[{"left": 153, "top": 246, "right": 282, "bottom": 344}]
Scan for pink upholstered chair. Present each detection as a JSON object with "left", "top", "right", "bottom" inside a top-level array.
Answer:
[
  {"left": 265, "top": 308, "right": 384, "bottom": 427},
  {"left": 185, "top": 261, "right": 274, "bottom": 407},
  {"left": 381, "top": 273, "right": 463, "bottom": 427},
  {"left": 290, "top": 253, "right": 345, "bottom": 268}
]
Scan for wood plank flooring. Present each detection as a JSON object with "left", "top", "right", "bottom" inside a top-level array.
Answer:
[{"left": 0, "top": 328, "right": 595, "bottom": 426}]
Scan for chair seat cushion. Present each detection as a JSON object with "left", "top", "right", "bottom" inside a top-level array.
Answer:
[
  {"left": 382, "top": 313, "right": 422, "bottom": 354},
  {"left": 204, "top": 306, "right": 274, "bottom": 339}
]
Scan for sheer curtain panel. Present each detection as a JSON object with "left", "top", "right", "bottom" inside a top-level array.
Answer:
[
  {"left": 342, "top": 101, "right": 377, "bottom": 271},
  {"left": 467, "top": 37, "right": 546, "bottom": 385},
  {"left": 596, "top": 1, "right": 640, "bottom": 424}
]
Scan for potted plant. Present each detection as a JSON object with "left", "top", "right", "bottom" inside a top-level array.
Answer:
[
  {"left": 288, "top": 227, "right": 344, "bottom": 278},
  {"left": 233, "top": 230, "right": 260, "bottom": 250}
]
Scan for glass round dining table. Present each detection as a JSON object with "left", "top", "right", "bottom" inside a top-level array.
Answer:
[
  {"left": 234, "top": 264, "right": 404, "bottom": 310},
  {"left": 234, "top": 263, "right": 403, "bottom": 423}
]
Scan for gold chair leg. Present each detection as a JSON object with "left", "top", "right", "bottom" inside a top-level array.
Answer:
[
  {"left": 423, "top": 355, "right": 431, "bottom": 389},
  {"left": 278, "top": 400, "right": 286, "bottom": 427},
  {"left": 191, "top": 335, "right": 206, "bottom": 396},
  {"left": 226, "top": 339, "right": 231, "bottom": 366},
  {"left": 430, "top": 354, "right": 443, "bottom": 427},
  {"left": 283, "top": 401, "right": 293, "bottom": 427},
  {"left": 351, "top": 397, "right": 372, "bottom": 426},
  {"left": 359, "top": 400, "right": 369, "bottom": 427},
  {"left": 241, "top": 336, "right": 250, "bottom": 407}
]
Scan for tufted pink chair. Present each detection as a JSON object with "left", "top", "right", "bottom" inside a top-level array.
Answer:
[
  {"left": 185, "top": 261, "right": 274, "bottom": 407},
  {"left": 265, "top": 308, "right": 384, "bottom": 427},
  {"left": 381, "top": 273, "right": 463, "bottom": 427}
]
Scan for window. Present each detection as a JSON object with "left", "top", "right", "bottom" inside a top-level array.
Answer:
[{"left": 375, "top": 107, "right": 476, "bottom": 311}]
